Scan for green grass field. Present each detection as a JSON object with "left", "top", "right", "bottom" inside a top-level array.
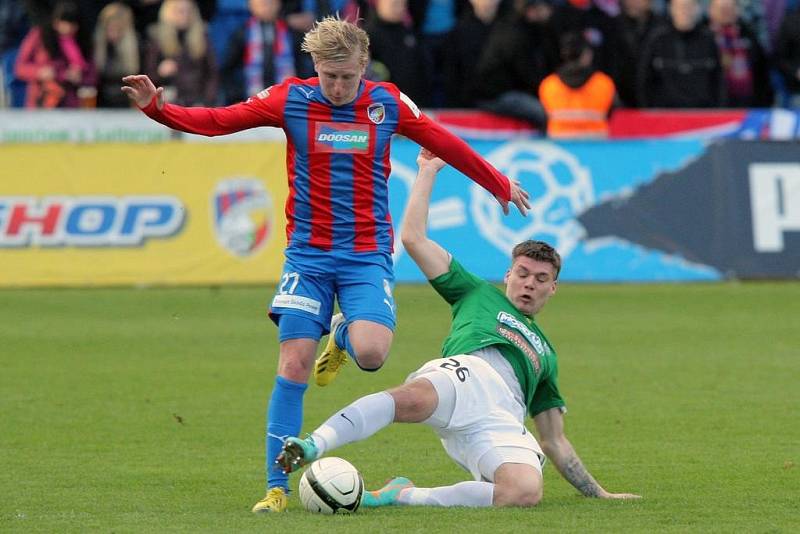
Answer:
[{"left": 1, "top": 282, "right": 798, "bottom": 533}]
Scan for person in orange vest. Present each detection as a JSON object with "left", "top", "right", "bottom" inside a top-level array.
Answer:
[{"left": 538, "top": 32, "right": 616, "bottom": 138}]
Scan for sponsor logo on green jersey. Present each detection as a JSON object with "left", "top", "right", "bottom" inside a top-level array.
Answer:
[
  {"left": 496, "top": 312, "right": 550, "bottom": 356},
  {"left": 497, "top": 325, "right": 541, "bottom": 374}
]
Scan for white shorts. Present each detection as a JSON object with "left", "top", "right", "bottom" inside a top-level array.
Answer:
[{"left": 406, "top": 355, "right": 544, "bottom": 482}]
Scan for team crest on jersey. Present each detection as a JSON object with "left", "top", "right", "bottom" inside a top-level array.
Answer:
[
  {"left": 314, "top": 122, "right": 370, "bottom": 153},
  {"left": 367, "top": 103, "right": 385, "bottom": 124},
  {"left": 212, "top": 178, "right": 273, "bottom": 257}
]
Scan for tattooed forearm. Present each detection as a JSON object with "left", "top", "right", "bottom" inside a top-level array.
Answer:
[{"left": 560, "top": 454, "right": 604, "bottom": 497}]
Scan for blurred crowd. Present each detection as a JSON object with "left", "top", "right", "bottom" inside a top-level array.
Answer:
[{"left": 1, "top": 0, "right": 799, "bottom": 118}]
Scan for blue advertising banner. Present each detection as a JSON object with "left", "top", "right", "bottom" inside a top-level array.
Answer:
[
  {"left": 387, "top": 138, "right": 720, "bottom": 282},
  {"left": 579, "top": 141, "right": 800, "bottom": 279}
]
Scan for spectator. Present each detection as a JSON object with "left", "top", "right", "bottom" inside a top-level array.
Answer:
[
  {"left": 144, "top": 0, "right": 218, "bottom": 106},
  {"left": 1, "top": 0, "right": 29, "bottom": 54},
  {"left": 281, "top": 0, "right": 364, "bottom": 77},
  {"left": 207, "top": 0, "right": 250, "bottom": 79},
  {"left": 409, "top": 0, "right": 469, "bottom": 107},
  {"left": 539, "top": 32, "right": 616, "bottom": 138},
  {"left": 129, "top": 0, "right": 165, "bottom": 39},
  {"left": 763, "top": 0, "right": 794, "bottom": 53},
  {"left": 0, "top": 0, "right": 29, "bottom": 107},
  {"left": 43, "top": 1, "right": 130, "bottom": 58},
  {"left": 130, "top": 0, "right": 217, "bottom": 38},
  {"left": 444, "top": 0, "right": 506, "bottom": 108},
  {"left": 594, "top": 0, "right": 621, "bottom": 16},
  {"left": 774, "top": 7, "right": 800, "bottom": 107},
  {"left": 700, "top": 0, "right": 769, "bottom": 49},
  {"left": 282, "top": 0, "right": 362, "bottom": 33},
  {"left": 364, "top": 0, "right": 430, "bottom": 106},
  {"left": 473, "top": 0, "right": 559, "bottom": 129},
  {"left": 94, "top": 2, "right": 140, "bottom": 108},
  {"left": 707, "top": 0, "right": 772, "bottom": 107},
  {"left": 637, "top": 0, "right": 725, "bottom": 108},
  {"left": 14, "top": 1, "right": 96, "bottom": 108},
  {"left": 550, "top": 0, "right": 618, "bottom": 78},
  {"left": 613, "top": 0, "right": 666, "bottom": 107},
  {"left": 220, "top": 0, "right": 298, "bottom": 105}
]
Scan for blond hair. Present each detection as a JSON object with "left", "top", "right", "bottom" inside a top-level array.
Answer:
[
  {"left": 301, "top": 16, "right": 369, "bottom": 67},
  {"left": 152, "top": 0, "right": 207, "bottom": 59},
  {"left": 94, "top": 2, "right": 139, "bottom": 72}
]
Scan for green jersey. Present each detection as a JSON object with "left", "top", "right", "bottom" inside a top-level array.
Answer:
[{"left": 429, "top": 257, "right": 565, "bottom": 417}]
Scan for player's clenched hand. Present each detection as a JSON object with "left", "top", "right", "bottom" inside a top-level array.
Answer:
[
  {"left": 121, "top": 74, "right": 165, "bottom": 110},
  {"left": 416, "top": 148, "right": 446, "bottom": 174},
  {"left": 499, "top": 179, "right": 530, "bottom": 216}
]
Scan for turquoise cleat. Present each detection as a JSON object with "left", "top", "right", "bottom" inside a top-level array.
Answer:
[
  {"left": 276, "top": 436, "right": 319, "bottom": 474},
  {"left": 360, "top": 477, "right": 415, "bottom": 508}
]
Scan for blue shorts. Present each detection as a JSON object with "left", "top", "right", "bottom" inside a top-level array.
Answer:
[{"left": 268, "top": 247, "right": 396, "bottom": 342}]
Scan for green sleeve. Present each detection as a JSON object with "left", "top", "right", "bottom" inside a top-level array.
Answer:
[
  {"left": 529, "top": 366, "right": 566, "bottom": 417},
  {"left": 429, "top": 257, "right": 484, "bottom": 305}
]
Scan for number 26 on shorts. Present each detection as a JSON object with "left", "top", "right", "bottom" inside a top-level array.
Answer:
[{"left": 440, "top": 358, "right": 470, "bottom": 382}]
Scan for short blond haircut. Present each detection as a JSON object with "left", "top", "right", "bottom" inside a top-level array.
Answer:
[{"left": 301, "top": 16, "right": 369, "bottom": 67}]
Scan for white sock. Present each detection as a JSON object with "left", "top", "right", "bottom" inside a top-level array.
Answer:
[
  {"left": 398, "top": 481, "right": 494, "bottom": 507},
  {"left": 311, "top": 391, "right": 395, "bottom": 456}
]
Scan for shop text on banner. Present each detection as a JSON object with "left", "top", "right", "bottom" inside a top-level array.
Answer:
[{"left": 0, "top": 143, "right": 288, "bottom": 286}]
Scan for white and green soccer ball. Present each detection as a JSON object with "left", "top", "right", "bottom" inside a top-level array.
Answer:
[{"left": 298, "top": 457, "right": 364, "bottom": 514}]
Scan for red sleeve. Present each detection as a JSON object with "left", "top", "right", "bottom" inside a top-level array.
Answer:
[
  {"left": 140, "top": 82, "right": 288, "bottom": 136},
  {"left": 395, "top": 91, "right": 511, "bottom": 202}
]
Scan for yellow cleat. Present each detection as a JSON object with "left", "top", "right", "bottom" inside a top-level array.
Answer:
[
  {"left": 314, "top": 313, "right": 348, "bottom": 387},
  {"left": 252, "top": 487, "right": 288, "bottom": 513}
]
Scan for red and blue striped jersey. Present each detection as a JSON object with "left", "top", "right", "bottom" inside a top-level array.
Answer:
[{"left": 142, "top": 77, "right": 511, "bottom": 253}]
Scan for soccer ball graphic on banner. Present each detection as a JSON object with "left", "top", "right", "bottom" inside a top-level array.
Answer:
[
  {"left": 299, "top": 457, "right": 364, "bottom": 514},
  {"left": 472, "top": 140, "right": 595, "bottom": 257}
]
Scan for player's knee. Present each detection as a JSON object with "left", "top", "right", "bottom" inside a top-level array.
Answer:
[
  {"left": 515, "top": 486, "right": 543, "bottom": 507},
  {"left": 352, "top": 347, "right": 388, "bottom": 370},
  {"left": 388, "top": 380, "right": 438, "bottom": 423},
  {"left": 278, "top": 351, "right": 314, "bottom": 382},
  {"left": 278, "top": 357, "right": 312, "bottom": 381},
  {"left": 277, "top": 342, "right": 316, "bottom": 381},
  {"left": 493, "top": 480, "right": 542, "bottom": 508},
  {"left": 347, "top": 322, "right": 392, "bottom": 370}
]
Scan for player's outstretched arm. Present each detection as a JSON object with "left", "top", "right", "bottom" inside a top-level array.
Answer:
[
  {"left": 533, "top": 407, "right": 641, "bottom": 500},
  {"left": 400, "top": 149, "right": 452, "bottom": 280},
  {"left": 121, "top": 74, "right": 280, "bottom": 137},
  {"left": 396, "top": 101, "right": 531, "bottom": 216}
]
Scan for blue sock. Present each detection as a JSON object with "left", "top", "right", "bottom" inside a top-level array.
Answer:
[
  {"left": 266, "top": 375, "right": 308, "bottom": 491},
  {"left": 334, "top": 321, "right": 354, "bottom": 356}
]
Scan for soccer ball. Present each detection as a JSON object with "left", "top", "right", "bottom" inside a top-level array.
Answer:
[{"left": 298, "top": 457, "right": 364, "bottom": 514}]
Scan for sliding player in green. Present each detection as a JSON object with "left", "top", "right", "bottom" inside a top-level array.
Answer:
[{"left": 277, "top": 148, "right": 640, "bottom": 507}]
